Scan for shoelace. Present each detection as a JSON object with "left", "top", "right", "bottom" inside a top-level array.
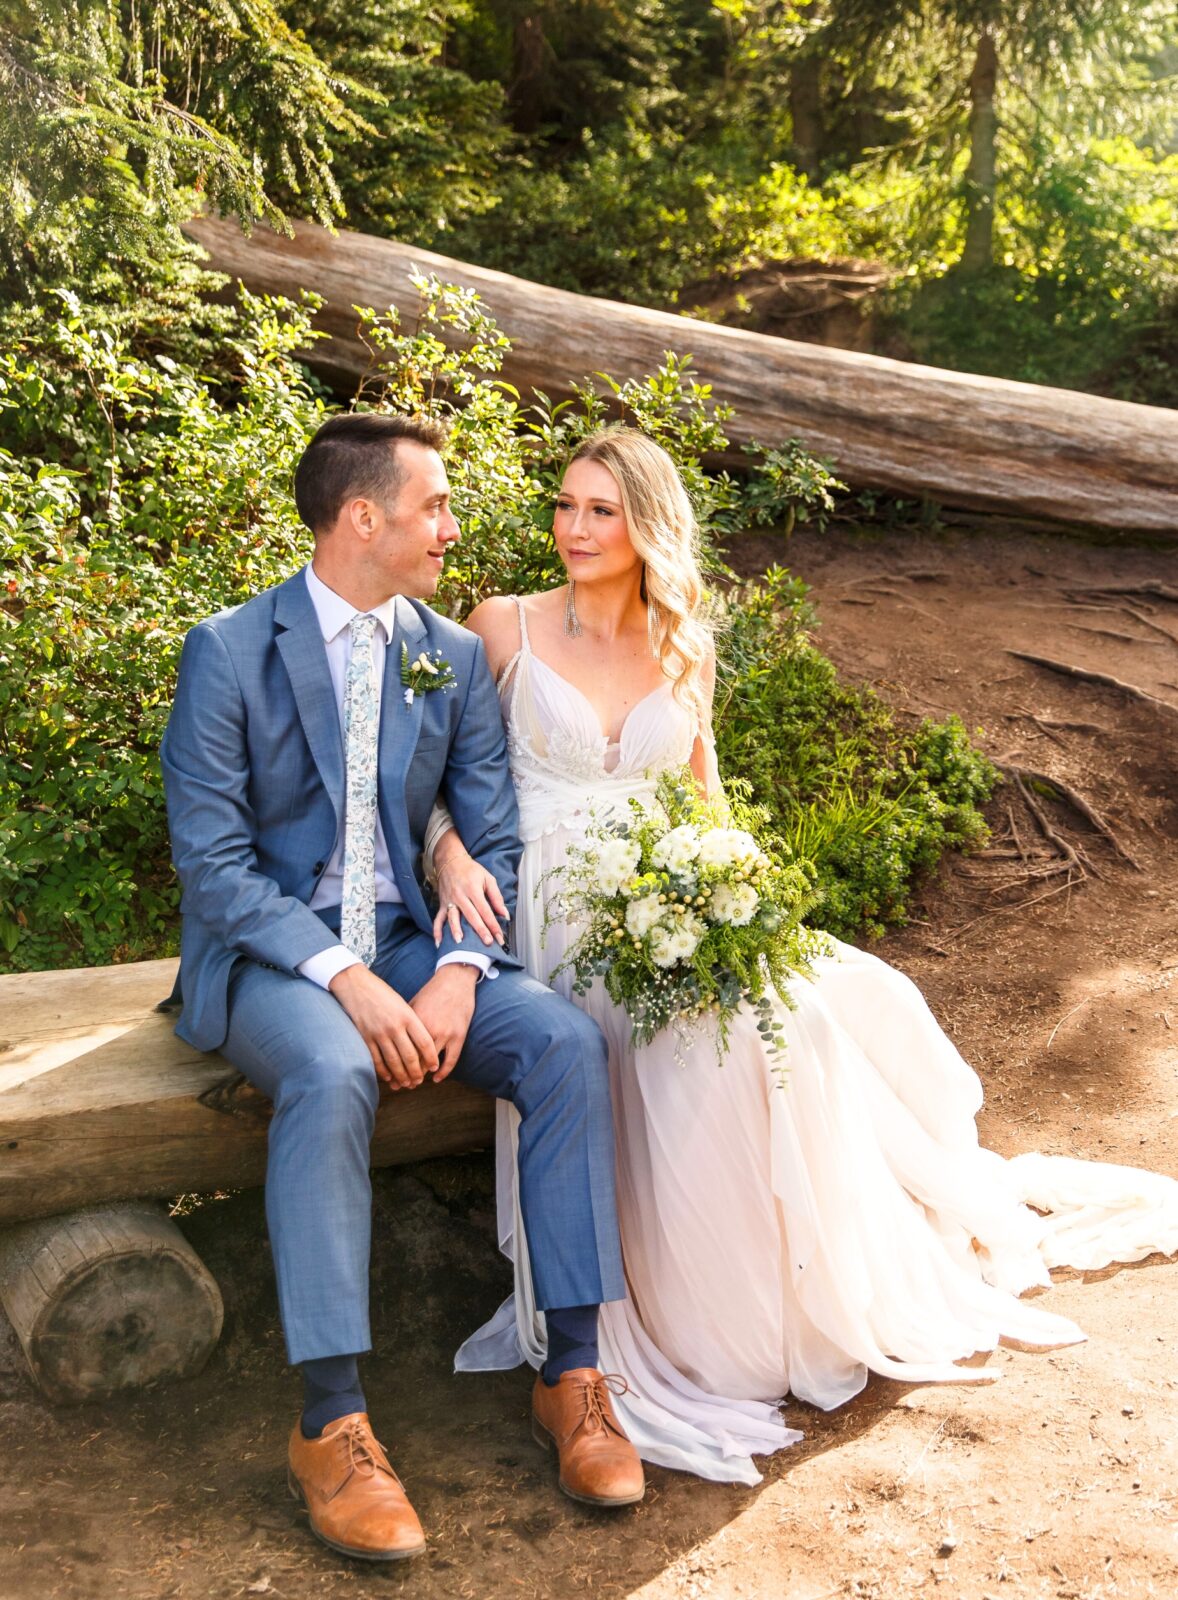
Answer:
[
  {"left": 334, "top": 1418, "right": 392, "bottom": 1482},
  {"left": 578, "top": 1373, "right": 630, "bottom": 1437}
]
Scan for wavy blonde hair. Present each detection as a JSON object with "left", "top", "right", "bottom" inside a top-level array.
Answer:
[{"left": 567, "top": 426, "right": 715, "bottom": 733}]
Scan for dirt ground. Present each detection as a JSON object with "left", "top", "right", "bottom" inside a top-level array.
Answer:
[{"left": 2, "top": 520, "right": 1176, "bottom": 1600}]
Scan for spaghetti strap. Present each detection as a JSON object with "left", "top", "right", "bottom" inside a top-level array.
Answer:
[
  {"left": 494, "top": 596, "right": 529, "bottom": 692},
  {"left": 513, "top": 594, "right": 532, "bottom": 654}
]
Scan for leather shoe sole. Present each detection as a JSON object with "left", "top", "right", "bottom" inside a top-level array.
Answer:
[
  {"left": 531, "top": 1414, "right": 645, "bottom": 1507},
  {"left": 287, "top": 1468, "right": 427, "bottom": 1561}
]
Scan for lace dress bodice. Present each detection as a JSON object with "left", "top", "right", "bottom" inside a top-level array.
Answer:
[{"left": 497, "top": 596, "right": 695, "bottom": 842}]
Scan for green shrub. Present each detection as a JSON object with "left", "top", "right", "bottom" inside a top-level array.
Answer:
[{"left": 715, "top": 570, "right": 998, "bottom": 941}]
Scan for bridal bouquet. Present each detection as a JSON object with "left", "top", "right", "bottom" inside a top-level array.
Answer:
[{"left": 550, "top": 774, "right": 827, "bottom": 1068}]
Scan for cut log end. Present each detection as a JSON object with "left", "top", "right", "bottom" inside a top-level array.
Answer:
[{"left": 0, "top": 1204, "right": 223, "bottom": 1404}]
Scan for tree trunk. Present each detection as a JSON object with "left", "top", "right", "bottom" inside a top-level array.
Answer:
[
  {"left": 0, "top": 960, "right": 496, "bottom": 1228},
  {"left": 789, "top": 55, "right": 823, "bottom": 177},
  {"left": 184, "top": 216, "right": 1178, "bottom": 534},
  {"left": 959, "top": 30, "right": 999, "bottom": 278},
  {"left": 510, "top": 12, "right": 549, "bottom": 136}
]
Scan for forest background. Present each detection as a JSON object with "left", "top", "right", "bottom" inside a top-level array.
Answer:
[{"left": 1, "top": 0, "right": 1175, "bottom": 972}]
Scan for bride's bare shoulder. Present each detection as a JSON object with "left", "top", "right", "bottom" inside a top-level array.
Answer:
[{"left": 463, "top": 594, "right": 523, "bottom": 679}]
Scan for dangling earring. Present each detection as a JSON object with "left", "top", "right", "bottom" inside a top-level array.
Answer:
[{"left": 564, "top": 580, "right": 582, "bottom": 638}]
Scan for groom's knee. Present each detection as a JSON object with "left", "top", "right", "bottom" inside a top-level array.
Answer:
[
  {"left": 521, "top": 996, "right": 610, "bottom": 1112},
  {"left": 275, "top": 1038, "right": 380, "bottom": 1132}
]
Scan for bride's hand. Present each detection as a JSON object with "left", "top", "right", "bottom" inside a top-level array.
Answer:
[{"left": 431, "top": 829, "right": 510, "bottom": 949}]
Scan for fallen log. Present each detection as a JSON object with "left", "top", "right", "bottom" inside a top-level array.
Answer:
[
  {"left": 0, "top": 959, "right": 495, "bottom": 1228},
  {"left": 186, "top": 216, "right": 1178, "bottom": 534}
]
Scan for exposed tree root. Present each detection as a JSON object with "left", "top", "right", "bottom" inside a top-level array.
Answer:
[
  {"left": 997, "top": 761, "right": 1141, "bottom": 871},
  {"left": 1064, "top": 623, "right": 1163, "bottom": 646},
  {"left": 1006, "top": 650, "right": 1178, "bottom": 718},
  {"left": 1009, "top": 771, "right": 1092, "bottom": 879},
  {"left": 1119, "top": 605, "right": 1178, "bottom": 647},
  {"left": 943, "top": 876, "right": 1078, "bottom": 943},
  {"left": 1066, "top": 582, "right": 1178, "bottom": 605}
]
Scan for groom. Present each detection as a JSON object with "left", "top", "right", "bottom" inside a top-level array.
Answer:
[{"left": 161, "top": 413, "right": 644, "bottom": 1560}]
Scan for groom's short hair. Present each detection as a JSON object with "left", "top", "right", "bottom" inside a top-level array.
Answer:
[{"left": 294, "top": 412, "right": 449, "bottom": 536}]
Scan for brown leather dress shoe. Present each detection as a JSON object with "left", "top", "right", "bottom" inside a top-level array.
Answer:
[
  {"left": 287, "top": 1412, "right": 426, "bottom": 1561},
  {"left": 531, "top": 1369, "right": 645, "bottom": 1507}
]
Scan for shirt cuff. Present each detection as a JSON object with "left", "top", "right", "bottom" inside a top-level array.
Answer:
[
  {"left": 298, "top": 944, "right": 363, "bottom": 991},
  {"left": 436, "top": 950, "right": 498, "bottom": 982}
]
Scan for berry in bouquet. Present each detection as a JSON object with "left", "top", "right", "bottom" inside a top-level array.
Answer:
[{"left": 548, "top": 772, "right": 829, "bottom": 1071}]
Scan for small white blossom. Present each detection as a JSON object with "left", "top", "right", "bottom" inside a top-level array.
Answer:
[
  {"left": 416, "top": 651, "right": 439, "bottom": 675},
  {"left": 651, "top": 824, "right": 701, "bottom": 872},
  {"left": 594, "top": 838, "right": 642, "bottom": 895},
  {"left": 709, "top": 881, "right": 759, "bottom": 925},
  {"left": 625, "top": 892, "right": 663, "bottom": 938},
  {"left": 664, "top": 918, "right": 703, "bottom": 961},
  {"left": 648, "top": 927, "right": 680, "bottom": 968},
  {"left": 697, "top": 827, "right": 762, "bottom": 869}
]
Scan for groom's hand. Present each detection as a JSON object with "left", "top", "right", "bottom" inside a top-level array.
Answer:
[
  {"left": 409, "top": 964, "right": 478, "bottom": 1084},
  {"left": 329, "top": 965, "right": 440, "bottom": 1091}
]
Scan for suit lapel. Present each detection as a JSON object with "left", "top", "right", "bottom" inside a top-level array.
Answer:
[
  {"left": 378, "top": 596, "right": 428, "bottom": 885},
  {"left": 274, "top": 574, "right": 345, "bottom": 830}
]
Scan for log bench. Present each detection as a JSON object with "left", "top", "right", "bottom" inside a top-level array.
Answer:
[{"left": 0, "top": 958, "right": 495, "bottom": 1402}]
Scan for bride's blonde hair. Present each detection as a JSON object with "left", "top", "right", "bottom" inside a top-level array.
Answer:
[{"left": 566, "top": 426, "right": 714, "bottom": 731}]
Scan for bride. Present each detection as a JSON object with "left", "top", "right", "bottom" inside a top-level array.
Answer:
[{"left": 426, "top": 425, "right": 1178, "bottom": 1485}]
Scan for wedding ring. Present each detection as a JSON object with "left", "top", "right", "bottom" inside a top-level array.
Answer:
[{"left": 446, "top": 902, "right": 457, "bottom": 912}]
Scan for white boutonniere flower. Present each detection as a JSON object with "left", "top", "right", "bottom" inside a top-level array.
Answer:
[{"left": 400, "top": 642, "right": 457, "bottom": 706}]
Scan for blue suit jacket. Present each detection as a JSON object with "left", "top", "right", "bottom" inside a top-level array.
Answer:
[{"left": 160, "top": 570, "right": 522, "bottom": 1052}]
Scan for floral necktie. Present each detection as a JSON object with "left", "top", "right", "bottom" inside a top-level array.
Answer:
[{"left": 340, "top": 613, "right": 380, "bottom": 967}]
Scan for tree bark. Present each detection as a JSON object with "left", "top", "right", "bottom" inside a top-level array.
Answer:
[
  {"left": 0, "top": 960, "right": 495, "bottom": 1227},
  {"left": 185, "top": 215, "right": 1178, "bottom": 533},
  {"left": 959, "top": 30, "right": 999, "bottom": 278},
  {"left": 0, "top": 1204, "right": 223, "bottom": 1403},
  {"left": 789, "top": 55, "right": 824, "bottom": 177},
  {"left": 510, "top": 12, "right": 550, "bottom": 136}
]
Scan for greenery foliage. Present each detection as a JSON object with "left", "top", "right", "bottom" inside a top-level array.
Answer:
[
  {"left": 0, "top": 0, "right": 362, "bottom": 292},
  {"left": 714, "top": 570, "right": 997, "bottom": 941},
  {"left": 333, "top": 0, "right": 1174, "bottom": 401},
  {"left": 5, "top": 1, "right": 1173, "bottom": 398},
  {"left": 0, "top": 277, "right": 982, "bottom": 971}
]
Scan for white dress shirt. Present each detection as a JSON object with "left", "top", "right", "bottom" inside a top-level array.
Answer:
[{"left": 296, "top": 563, "right": 492, "bottom": 990}]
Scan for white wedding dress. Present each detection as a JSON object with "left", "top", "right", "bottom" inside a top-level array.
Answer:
[{"left": 454, "top": 599, "right": 1178, "bottom": 1484}]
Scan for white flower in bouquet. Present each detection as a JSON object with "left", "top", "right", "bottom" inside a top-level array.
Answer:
[
  {"left": 625, "top": 892, "right": 664, "bottom": 938},
  {"left": 668, "top": 920, "right": 704, "bottom": 960},
  {"left": 594, "top": 837, "right": 642, "bottom": 894},
  {"left": 710, "top": 881, "right": 760, "bottom": 926},
  {"left": 649, "top": 912, "right": 705, "bottom": 968},
  {"left": 649, "top": 927, "right": 679, "bottom": 968},
  {"left": 698, "top": 827, "right": 763, "bottom": 869},
  {"left": 651, "top": 824, "right": 701, "bottom": 872}
]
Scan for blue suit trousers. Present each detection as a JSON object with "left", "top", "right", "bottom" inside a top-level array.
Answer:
[{"left": 221, "top": 904, "right": 623, "bottom": 1365}]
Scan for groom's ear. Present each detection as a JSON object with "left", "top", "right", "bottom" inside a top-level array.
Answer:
[{"left": 341, "top": 495, "right": 383, "bottom": 543}]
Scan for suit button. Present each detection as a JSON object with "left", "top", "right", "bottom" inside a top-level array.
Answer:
[{"left": 313, "top": 861, "right": 325, "bottom": 875}]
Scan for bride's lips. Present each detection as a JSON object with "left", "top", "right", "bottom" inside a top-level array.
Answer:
[{"left": 565, "top": 549, "right": 596, "bottom": 561}]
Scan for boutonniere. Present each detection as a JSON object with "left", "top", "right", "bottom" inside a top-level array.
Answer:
[{"left": 401, "top": 642, "right": 458, "bottom": 705}]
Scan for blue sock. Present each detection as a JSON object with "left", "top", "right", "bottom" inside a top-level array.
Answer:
[
  {"left": 542, "top": 1304, "right": 600, "bottom": 1386},
  {"left": 300, "top": 1353, "right": 365, "bottom": 1438}
]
